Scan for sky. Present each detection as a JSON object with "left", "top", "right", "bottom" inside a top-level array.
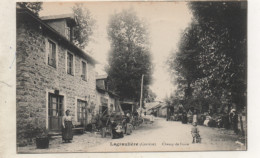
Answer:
[{"left": 40, "top": 1, "right": 193, "bottom": 100}]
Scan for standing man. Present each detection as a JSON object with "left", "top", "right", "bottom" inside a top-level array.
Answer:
[
  {"left": 166, "top": 106, "right": 170, "bottom": 121},
  {"left": 193, "top": 109, "right": 198, "bottom": 124},
  {"left": 229, "top": 108, "right": 235, "bottom": 130},
  {"left": 232, "top": 110, "right": 239, "bottom": 134}
]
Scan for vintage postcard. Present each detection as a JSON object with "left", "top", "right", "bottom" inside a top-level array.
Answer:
[{"left": 14, "top": 0, "right": 247, "bottom": 153}]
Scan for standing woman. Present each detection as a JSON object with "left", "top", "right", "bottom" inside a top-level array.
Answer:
[{"left": 62, "top": 110, "right": 73, "bottom": 143}]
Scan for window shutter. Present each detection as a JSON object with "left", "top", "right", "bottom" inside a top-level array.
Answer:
[
  {"left": 48, "top": 42, "right": 52, "bottom": 64},
  {"left": 86, "top": 62, "right": 89, "bottom": 81},
  {"left": 46, "top": 39, "right": 49, "bottom": 65}
]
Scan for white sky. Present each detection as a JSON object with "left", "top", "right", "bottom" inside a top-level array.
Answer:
[{"left": 40, "top": 1, "right": 192, "bottom": 100}]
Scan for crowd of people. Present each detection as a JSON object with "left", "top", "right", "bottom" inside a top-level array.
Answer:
[
  {"left": 92, "top": 110, "right": 144, "bottom": 139},
  {"left": 60, "top": 109, "right": 144, "bottom": 143},
  {"left": 169, "top": 106, "right": 241, "bottom": 136},
  {"left": 187, "top": 107, "right": 240, "bottom": 144}
]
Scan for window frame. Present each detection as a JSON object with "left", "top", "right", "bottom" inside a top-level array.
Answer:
[
  {"left": 65, "top": 51, "right": 75, "bottom": 76},
  {"left": 76, "top": 99, "right": 88, "bottom": 123},
  {"left": 81, "top": 59, "right": 88, "bottom": 81},
  {"left": 46, "top": 39, "right": 58, "bottom": 68},
  {"left": 65, "top": 26, "right": 70, "bottom": 40}
]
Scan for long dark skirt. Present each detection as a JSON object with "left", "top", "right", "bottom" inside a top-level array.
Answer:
[
  {"left": 62, "top": 121, "right": 73, "bottom": 141},
  {"left": 112, "top": 130, "right": 124, "bottom": 139}
]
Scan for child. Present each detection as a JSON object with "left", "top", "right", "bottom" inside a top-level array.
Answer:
[
  {"left": 111, "top": 120, "right": 124, "bottom": 139},
  {"left": 191, "top": 122, "right": 201, "bottom": 143}
]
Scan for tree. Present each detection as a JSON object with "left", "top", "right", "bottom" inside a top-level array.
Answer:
[
  {"left": 18, "top": 2, "right": 42, "bottom": 16},
  {"left": 72, "top": 3, "right": 96, "bottom": 49},
  {"left": 169, "top": 23, "right": 204, "bottom": 100},
  {"left": 168, "top": 1, "right": 247, "bottom": 112},
  {"left": 106, "top": 9, "right": 153, "bottom": 101},
  {"left": 189, "top": 1, "right": 247, "bottom": 112}
]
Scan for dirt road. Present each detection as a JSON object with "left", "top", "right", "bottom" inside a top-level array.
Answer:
[
  {"left": 18, "top": 117, "right": 246, "bottom": 153},
  {"left": 88, "top": 117, "right": 246, "bottom": 152}
]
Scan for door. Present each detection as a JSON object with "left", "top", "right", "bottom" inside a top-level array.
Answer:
[
  {"left": 48, "top": 93, "right": 64, "bottom": 131},
  {"left": 77, "top": 100, "right": 88, "bottom": 127},
  {"left": 100, "top": 97, "right": 108, "bottom": 115}
]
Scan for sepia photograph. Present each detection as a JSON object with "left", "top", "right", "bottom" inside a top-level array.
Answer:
[{"left": 15, "top": 0, "right": 247, "bottom": 153}]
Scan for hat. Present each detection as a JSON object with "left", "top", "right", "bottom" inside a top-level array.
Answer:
[{"left": 65, "top": 109, "right": 70, "bottom": 113}]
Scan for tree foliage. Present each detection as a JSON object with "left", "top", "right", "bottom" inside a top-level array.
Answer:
[
  {"left": 168, "top": 1, "right": 247, "bottom": 112},
  {"left": 106, "top": 9, "right": 153, "bottom": 101},
  {"left": 18, "top": 2, "right": 42, "bottom": 16},
  {"left": 72, "top": 3, "right": 96, "bottom": 49}
]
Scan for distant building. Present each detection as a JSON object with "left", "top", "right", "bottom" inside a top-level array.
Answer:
[
  {"left": 158, "top": 103, "right": 167, "bottom": 117},
  {"left": 146, "top": 101, "right": 161, "bottom": 116},
  {"left": 16, "top": 5, "right": 97, "bottom": 145},
  {"left": 96, "top": 75, "right": 123, "bottom": 116}
]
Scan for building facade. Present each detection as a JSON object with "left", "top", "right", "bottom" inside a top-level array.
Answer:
[
  {"left": 95, "top": 75, "right": 122, "bottom": 116},
  {"left": 16, "top": 6, "right": 97, "bottom": 146}
]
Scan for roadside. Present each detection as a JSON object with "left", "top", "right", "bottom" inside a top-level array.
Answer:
[
  {"left": 17, "top": 116, "right": 158, "bottom": 153},
  {"left": 18, "top": 117, "right": 246, "bottom": 153}
]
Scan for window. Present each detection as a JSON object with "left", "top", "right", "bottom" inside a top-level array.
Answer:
[
  {"left": 65, "top": 26, "right": 70, "bottom": 40},
  {"left": 67, "top": 52, "right": 74, "bottom": 75},
  {"left": 110, "top": 104, "right": 114, "bottom": 114},
  {"left": 77, "top": 100, "right": 88, "bottom": 125},
  {"left": 81, "top": 61, "right": 87, "bottom": 81},
  {"left": 47, "top": 40, "right": 57, "bottom": 68}
]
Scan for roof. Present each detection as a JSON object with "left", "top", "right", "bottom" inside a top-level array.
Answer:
[
  {"left": 96, "top": 74, "right": 108, "bottom": 80},
  {"left": 96, "top": 86, "right": 119, "bottom": 98},
  {"left": 145, "top": 102, "right": 161, "bottom": 110},
  {"left": 145, "top": 101, "right": 168, "bottom": 111},
  {"left": 153, "top": 104, "right": 162, "bottom": 109},
  {"left": 120, "top": 101, "right": 137, "bottom": 105},
  {"left": 17, "top": 6, "right": 97, "bottom": 65},
  {"left": 41, "top": 13, "right": 78, "bottom": 26},
  {"left": 41, "top": 14, "right": 75, "bottom": 20},
  {"left": 160, "top": 102, "right": 168, "bottom": 108}
]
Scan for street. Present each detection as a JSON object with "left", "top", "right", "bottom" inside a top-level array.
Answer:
[{"left": 18, "top": 117, "right": 246, "bottom": 153}]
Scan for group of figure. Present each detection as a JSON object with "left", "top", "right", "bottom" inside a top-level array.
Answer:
[
  {"left": 60, "top": 109, "right": 152, "bottom": 143},
  {"left": 110, "top": 112, "right": 136, "bottom": 139},
  {"left": 189, "top": 107, "right": 240, "bottom": 144}
]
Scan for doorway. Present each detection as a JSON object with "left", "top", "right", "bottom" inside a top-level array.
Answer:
[
  {"left": 48, "top": 93, "right": 64, "bottom": 131},
  {"left": 77, "top": 99, "right": 88, "bottom": 127}
]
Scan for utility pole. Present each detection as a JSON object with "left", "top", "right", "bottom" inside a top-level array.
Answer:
[{"left": 140, "top": 74, "right": 144, "bottom": 117}]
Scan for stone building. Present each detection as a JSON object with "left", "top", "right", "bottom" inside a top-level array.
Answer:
[
  {"left": 16, "top": 6, "right": 97, "bottom": 145},
  {"left": 95, "top": 75, "right": 123, "bottom": 116}
]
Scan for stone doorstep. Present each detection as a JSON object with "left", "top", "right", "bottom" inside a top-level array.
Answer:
[
  {"left": 48, "top": 131, "right": 61, "bottom": 137},
  {"left": 48, "top": 127, "right": 85, "bottom": 135}
]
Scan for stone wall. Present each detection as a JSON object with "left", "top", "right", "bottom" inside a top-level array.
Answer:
[{"left": 16, "top": 19, "right": 96, "bottom": 146}]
